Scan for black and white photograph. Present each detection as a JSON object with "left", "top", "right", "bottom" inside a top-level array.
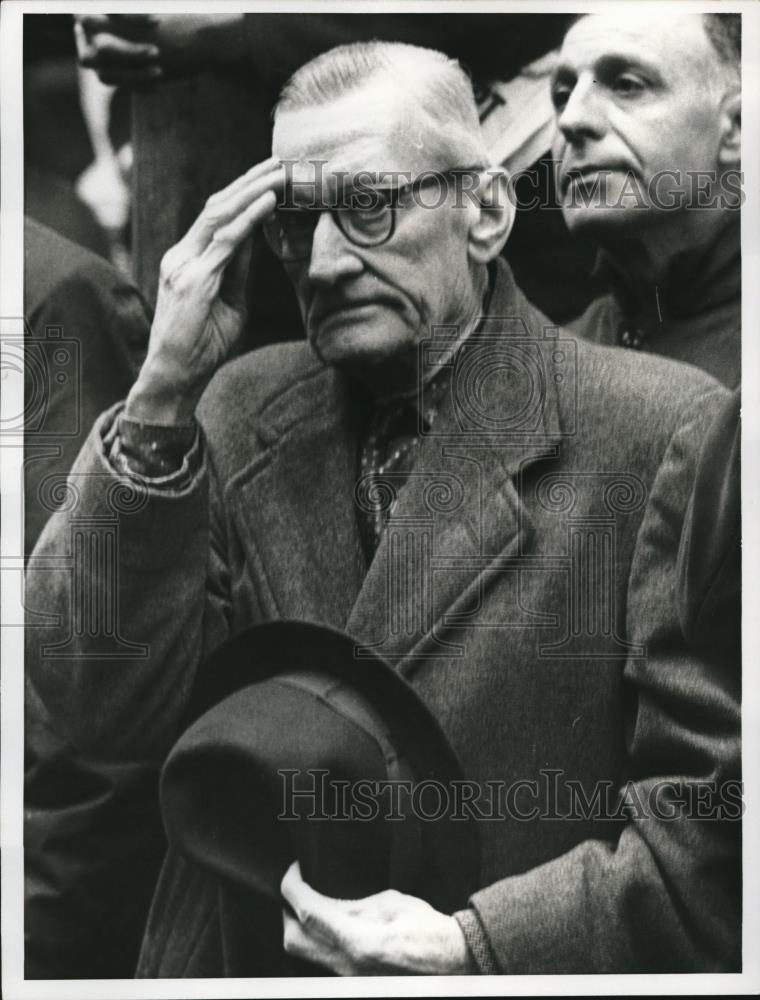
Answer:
[{"left": 1, "top": 2, "right": 758, "bottom": 996}]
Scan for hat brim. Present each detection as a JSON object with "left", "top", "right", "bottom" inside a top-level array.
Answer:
[{"left": 163, "top": 620, "right": 480, "bottom": 913}]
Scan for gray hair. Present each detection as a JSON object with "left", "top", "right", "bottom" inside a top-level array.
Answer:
[
  {"left": 274, "top": 39, "right": 482, "bottom": 137},
  {"left": 703, "top": 13, "right": 741, "bottom": 86}
]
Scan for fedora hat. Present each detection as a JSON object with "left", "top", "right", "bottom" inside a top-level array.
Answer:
[{"left": 159, "top": 620, "right": 480, "bottom": 918}]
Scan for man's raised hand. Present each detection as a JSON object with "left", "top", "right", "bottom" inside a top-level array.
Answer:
[{"left": 126, "top": 159, "right": 285, "bottom": 424}]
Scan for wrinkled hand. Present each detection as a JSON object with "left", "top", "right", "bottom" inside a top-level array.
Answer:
[
  {"left": 74, "top": 14, "right": 246, "bottom": 85},
  {"left": 280, "top": 862, "right": 473, "bottom": 976},
  {"left": 126, "top": 158, "right": 284, "bottom": 424}
]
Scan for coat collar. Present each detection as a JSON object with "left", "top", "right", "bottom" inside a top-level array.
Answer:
[{"left": 593, "top": 214, "right": 741, "bottom": 328}]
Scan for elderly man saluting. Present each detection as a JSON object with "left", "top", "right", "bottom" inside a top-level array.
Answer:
[{"left": 26, "top": 39, "right": 738, "bottom": 975}]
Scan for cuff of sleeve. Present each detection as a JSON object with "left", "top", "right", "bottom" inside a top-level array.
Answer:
[
  {"left": 454, "top": 907, "right": 500, "bottom": 975},
  {"left": 105, "top": 407, "right": 201, "bottom": 489}
]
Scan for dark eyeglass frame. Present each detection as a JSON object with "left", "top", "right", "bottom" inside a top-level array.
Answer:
[{"left": 263, "top": 166, "right": 484, "bottom": 262}]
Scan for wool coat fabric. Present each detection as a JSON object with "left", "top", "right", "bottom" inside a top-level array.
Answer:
[{"left": 25, "top": 261, "right": 739, "bottom": 974}]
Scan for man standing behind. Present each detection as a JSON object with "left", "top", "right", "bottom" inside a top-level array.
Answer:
[{"left": 552, "top": 12, "right": 741, "bottom": 387}]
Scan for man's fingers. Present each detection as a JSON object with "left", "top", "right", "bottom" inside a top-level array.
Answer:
[
  {"left": 79, "top": 13, "right": 156, "bottom": 40},
  {"left": 279, "top": 861, "right": 354, "bottom": 946},
  {"left": 282, "top": 909, "right": 339, "bottom": 970},
  {"left": 202, "top": 191, "right": 277, "bottom": 280},
  {"left": 212, "top": 190, "right": 278, "bottom": 250},
  {"left": 210, "top": 156, "right": 282, "bottom": 205},
  {"left": 206, "top": 159, "right": 284, "bottom": 220},
  {"left": 218, "top": 237, "right": 254, "bottom": 315},
  {"left": 78, "top": 34, "right": 160, "bottom": 70},
  {"left": 184, "top": 164, "right": 284, "bottom": 256},
  {"left": 73, "top": 21, "right": 94, "bottom": 62},
  {"left": 76, "top": 14, "right": 112, "bottom": 34}
]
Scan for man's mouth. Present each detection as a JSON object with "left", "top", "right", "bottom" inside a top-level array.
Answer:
[
  {"left": 311, "top": 298, "right": 397, "bottom": 329},
  {"left": 559, "top": 164, "right": 635, "bottom": 195}
]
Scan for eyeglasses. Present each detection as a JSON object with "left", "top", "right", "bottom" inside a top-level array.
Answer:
[{"left": 262, "top": 167, "right": 483, "bottom": 262}]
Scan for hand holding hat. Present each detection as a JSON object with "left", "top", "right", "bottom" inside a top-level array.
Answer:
[
  {"left": 281, "top": 860, "right": 473, "bottom": 975},
  {"left": 154, "top": 620, "right": 482, "bottom": 976}
]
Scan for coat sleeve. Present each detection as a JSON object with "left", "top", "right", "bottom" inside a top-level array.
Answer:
[
  {"left": 467, "top": 389, "right": 741, "bottom": 973},
  {"left": 24, "top": 403, "right": 237, "bottom": 976},
  {"left": 25, "top": 401, "right": 234, "bottom": 764}
]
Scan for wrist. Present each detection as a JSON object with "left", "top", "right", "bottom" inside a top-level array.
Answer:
[
  {"left": 448, "top": 915, "right": 476, "bottom": 974},
  {"left": 125, "top": 373, "right": 200, "bottom": 426}
]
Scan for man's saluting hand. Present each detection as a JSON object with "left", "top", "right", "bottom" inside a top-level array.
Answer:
[{"left": 125, "top": 158, "right": 284, "bottom": 426}]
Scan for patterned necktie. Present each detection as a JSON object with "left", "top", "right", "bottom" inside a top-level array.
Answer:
[
  {"left": 357, "top": 400, "right": 421, "bottom": 560},
  {"left": 356, "top": 372, "right": 451, "bottom": 560}
]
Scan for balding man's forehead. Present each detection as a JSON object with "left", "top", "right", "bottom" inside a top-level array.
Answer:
[{"left": 562, "top": 12, "right": 720, "bottom": 73}]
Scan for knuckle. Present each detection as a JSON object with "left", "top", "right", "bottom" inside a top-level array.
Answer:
[
  {"left": 282, "top": 924, "right": 296, "bottom": 954},
  {"left": 159, "top": 247, "right": 181, "bottom": 279}
]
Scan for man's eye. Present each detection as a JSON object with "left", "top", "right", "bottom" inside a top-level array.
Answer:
[
  {"left": 357, "top": 199, "right": 391, "bottom": 219},
  {"left": 613, "top": 74, "right": 646, "bottom": 96},
  {"left": 551, "top": 83, "right": 573, "bottom": 111},
  {"left": 280, "top": 208, "right": 317, "bottom": 232},
  {"left": 350, "top": 189, "right": 392, "bottom": 213}
]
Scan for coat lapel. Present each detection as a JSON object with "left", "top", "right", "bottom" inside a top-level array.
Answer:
[
  {"left": 347, "top": 263, "right": 565, "bottom": 667},
  {"left": 228, "top": 262, "right": 565, "bottom": 661},
  {"left": 228, "top": 368, "right": 370, "bottom": 630}
]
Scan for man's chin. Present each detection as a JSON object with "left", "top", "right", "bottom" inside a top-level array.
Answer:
[
  {"left": 308, "top": 314, "right": 414, "bottom": 373},
  {"left": 561, "top": 204, "right": 651, "bottom": 239}
]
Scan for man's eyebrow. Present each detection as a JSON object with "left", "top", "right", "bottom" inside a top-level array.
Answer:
[
  {"left": 594, "top": 53, "right": 665, "bottom": 84},
  {"left": 551, "top": 52, "right": 665, "bottom": 87}
]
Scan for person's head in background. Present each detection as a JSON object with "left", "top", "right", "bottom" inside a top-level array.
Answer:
[{"left": 551, "top": 12, "right": 741, "bottom": 282}]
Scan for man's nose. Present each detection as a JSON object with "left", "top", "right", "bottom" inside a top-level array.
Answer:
[
  {"left": 556, "top": 74, "right": 608, "bottom": 145},
  {"left": 307, "top": 212, "right": 363, "bottom": 285}
]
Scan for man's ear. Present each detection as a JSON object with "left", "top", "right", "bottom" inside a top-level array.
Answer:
[
  {"left": 718, "top": 90, "right": 741, "bottom": 168},
  {"left": 467, "top": 169, "right": 515, "bottom": 264}
]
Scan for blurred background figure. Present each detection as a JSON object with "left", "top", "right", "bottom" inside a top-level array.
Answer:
[
  {"left": 23, "top": 216, "right": 149, "bottom": 554},
  {"left": 74, "top": 63, "right": 132, "bottom": 271},
  {"left": 24, "top": 217, "right": 154, "bottom": 981},
  {"left": 24, "top": 15, "right": 132, "bottom": 270}
]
